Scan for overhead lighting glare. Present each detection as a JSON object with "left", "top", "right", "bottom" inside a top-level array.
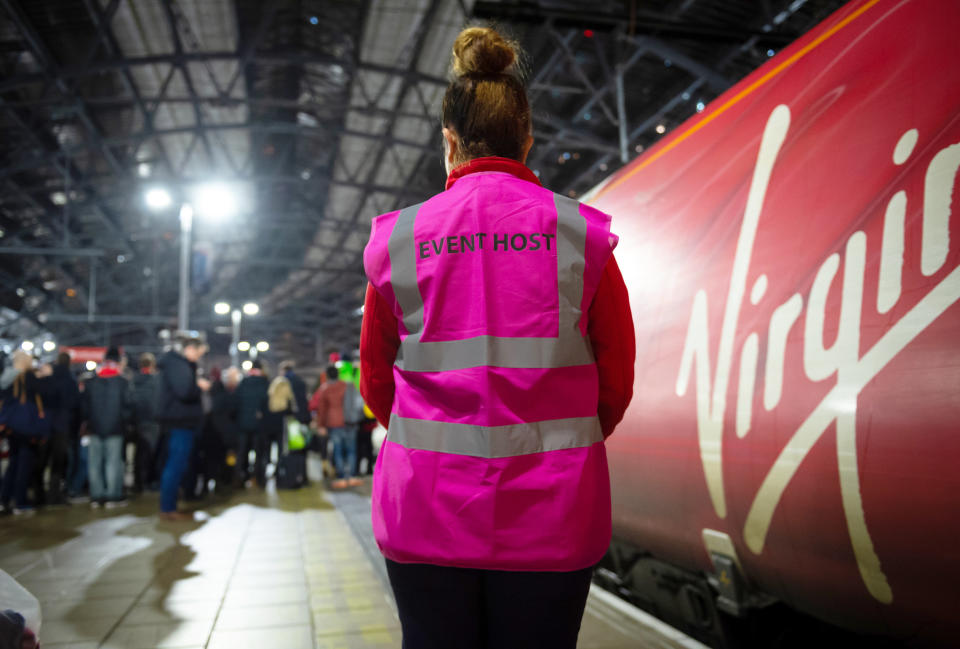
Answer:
[
  {"left": 145, "top": 187, "right": 173, "bottom": 210},
  {"left": 242, "top": 360, "right": 253, "bottom": 371},
  {"left": 138, "top": 162, "right": 152, "bottom": 178},
  {"left": 655, "top": 124, "right": 667, "bottom": 134},
  {"left": 237, "top": 341, "right": 251, "bottom": 352},
  {"left": 21, "top": 341, "right": 35, "bottom": 352},
  {"left": 86, "top": 360, "right": 97, "bottom": 371},
  {"left": 242, "top": 303, "right": 259, "bottom": 316},
  {"left": 214, "top": 302, "right": 231, "bottom": 315},
  {"left": 50, "top": 192, "right": 67, "bottom": 205},
  {"left": 42, "top": 340, "right": 57, "bottom": 352},
  {"left": 193, "top": 183, "right": 237, "bottom": 220},
  {"left": 256, "top": 341, "right": 270, "bottom": 352}
]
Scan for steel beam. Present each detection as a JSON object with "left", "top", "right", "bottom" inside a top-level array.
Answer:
[{"left": 0, "top": 247, "right": 104, "bottom": 257}]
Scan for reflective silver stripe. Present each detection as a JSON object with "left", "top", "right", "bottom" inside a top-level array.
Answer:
[
  {"left": 388, "top": 203, "right": 427, "bottom": 337},
  {"left": 388, "top": 193, "right": 593, "bottom": 371},
  {"left": 387, "top": 413, "right": 603, "bottom": 458}
]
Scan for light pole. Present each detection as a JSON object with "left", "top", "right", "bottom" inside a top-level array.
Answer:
[
  {"left": 214, "top": 302, "right": 258, "bottom": 368},
  {"left": 145, "top": 183, "right": 237, "bottom": 334},
  {"left": 178, "top": 204, "right": 193, "bottom": 332}
]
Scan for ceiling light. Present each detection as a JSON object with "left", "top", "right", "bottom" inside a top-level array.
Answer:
[
  {"left": 696, "top": 101, "right": 706, "bottom": 112},
  {"left": 50, "top": 191, "right": 67, "bottom": 205},
  {"left": 16, "top": 288, "right": 25, "bottom": 297},
  {"left": 138, "top": 162, "right": 151, "bottom": 178},
  {"left": 86, "top": 360, "right": 97, "bottom": 371},
  {"left": 214, "top": 302, "right": 231, "bottom": 315},
  {"left": 242, "top": 303, "right": 259, "bottom": 316},
  {"left": 193, "top": 183, "right": 237, "bottom": 220},
  {"left": 256, "top": 341, "right": 269, "bottom": 352},
  {"left": 21, "top": 341, "right": 35, "bottom": 351},
  {"left": 237, "top": 341, "right": 251, "bottom": 352},
  {"left": 655, "top": 124, "right": 666, "bottom": 134},
  {"left": 145, "top": 187, "right": 172, "bottom": 210},
  {"left": 241, "top": 360, "right": 253, "bottom": 371},
  {"left": 42, "top": 340, "right": 57, "bottom": 352}
]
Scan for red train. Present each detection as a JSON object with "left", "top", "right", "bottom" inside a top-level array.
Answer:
[{"left": 587, "top": 0, "right": 960, "bottom": 645}]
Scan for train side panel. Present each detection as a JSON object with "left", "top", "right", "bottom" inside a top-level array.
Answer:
[{"left": 589, "top": 0, "right": 960, "bottom": 641}]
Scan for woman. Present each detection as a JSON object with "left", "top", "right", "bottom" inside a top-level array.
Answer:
[
  {"left": 360, "top": 27, "right": 635, "bottom": 649},
  {"left": 0, "top": 351, "right": 53, "bottom": 515}
]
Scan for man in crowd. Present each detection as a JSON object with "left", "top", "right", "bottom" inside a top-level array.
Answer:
[
  {"left": 315, "top": 364, "right": 363, "bottom": 489},
  {"left": 234, "top": 360, "right": 267, "bottom": 487},
  {"left": 33, "top": 352, "right": 78, "bottom": 506},
  {"left": 155, "top": 335, "right": 210, "bottom": 520},
  {"left": 131, "top": 352, "right": 162, "bottom": 492},
  {"left": 82, "top": 347, "right": 133, "bottom": 508}
]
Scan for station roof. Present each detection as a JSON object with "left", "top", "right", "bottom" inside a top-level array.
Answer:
[{"left": 0, "top": 0, "right": 848, "bottom": 361}]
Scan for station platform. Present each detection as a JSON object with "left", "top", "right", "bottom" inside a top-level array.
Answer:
[{"left": 0, "top": 483, "right": 707, "bottom": 649}]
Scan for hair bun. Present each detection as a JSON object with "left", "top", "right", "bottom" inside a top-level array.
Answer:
[{"left": 452, "top": 27, "right": 516, "bottom": 77}]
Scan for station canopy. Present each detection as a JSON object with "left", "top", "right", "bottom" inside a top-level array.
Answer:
[{"left": 0, "top": 0, "right": 848, "bottom": 360}]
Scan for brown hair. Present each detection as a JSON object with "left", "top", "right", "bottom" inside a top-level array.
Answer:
[
  {"left": 139, "top": 352, "right": 156, "bottom": 370},
  {"left": 441, "top": 27, "right": 530, "bottom": 165}
]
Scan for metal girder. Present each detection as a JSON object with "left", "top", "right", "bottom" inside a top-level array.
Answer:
[
  {"left": 632, "top": 36, "right": 735, "bottom": 92},
  {"left": 0, "top": 52, "right": 449, "bottom": 95},
  {"left": 470, "top": 1, "right": 800, "bottom": 44},
  {"left": 0, "top": 247, "right": 104, "bottom": 257}
]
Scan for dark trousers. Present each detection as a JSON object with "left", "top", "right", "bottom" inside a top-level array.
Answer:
[
  {"left": 0, "top": 438, "right": 37, "bottom": 509},
  {"left": 160, "top": 427, "right": 194, "bottom": 512},
  {"left": 133, "top": 422, "right": 161, "bottom": 491},
  {"left": 385, "top": 559, "right": 593, "bottom": 649},
  {"left": 254, "top": 432, "right": 280, "bottom": 486},
  {"left": 355, "top": 427, "right": 373, "bottom": 476},
  {"left": 32, "top": 429, "right": 68, "bottom": 505}
]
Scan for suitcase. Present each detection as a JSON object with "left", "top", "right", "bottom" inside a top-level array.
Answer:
[{"left": 276, "top": 450, "right": 307, "bottom": 489}]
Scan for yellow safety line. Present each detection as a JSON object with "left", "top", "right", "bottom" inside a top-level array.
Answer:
[{"left": 593, "top": 0, "right": 884, "bottom": 200}]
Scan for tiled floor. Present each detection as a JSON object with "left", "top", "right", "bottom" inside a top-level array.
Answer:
[
  {"left": 1, "top": 484, "right": 705, "bottom": 649},
  {"left": 0, "top": 487, "right": 400, "bottom": 649}
]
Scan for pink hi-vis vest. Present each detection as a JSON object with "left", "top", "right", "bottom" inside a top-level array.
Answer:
[{"left": 363, "top": 170, "right": 619, "bottom": 571}]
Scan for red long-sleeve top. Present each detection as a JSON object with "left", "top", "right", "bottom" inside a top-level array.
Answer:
[{"left": 359, "top": 158, "right": 636, "bottom": 438}]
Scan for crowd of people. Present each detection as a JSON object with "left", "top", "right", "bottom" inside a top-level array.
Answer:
[{"left": 0, "top": 336, "right": 376, "bottom": 518}]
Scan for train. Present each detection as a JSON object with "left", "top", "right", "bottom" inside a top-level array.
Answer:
[{"left": 585, "top": 0, "right": 960, "bottom": 646}]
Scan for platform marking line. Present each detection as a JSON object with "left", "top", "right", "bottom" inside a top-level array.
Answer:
[
  {"left": 593, "top": 0, "right": 883, "bottom": 201},
  {"left": 588, "top": 584, "right": 712, "bottom": 649}
]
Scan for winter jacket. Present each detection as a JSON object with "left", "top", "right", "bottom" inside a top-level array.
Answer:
[
  {"left": 285, "top": 370, "right": 311, "bottom": 424},
  {"left": 208, "top": 380, "right": 238, "bottom": 443},
  {"left": 82, "top": 372, "right": 133, "bottom": 438},
  {"left": 155, "top": 351, "right": 203, "bottom": 431},
  {"left": 132, "top": 371, "right": 160, "bottom": 427},
  {"left": 315, "top": 380, "right": 348, "bottom": 429},
  {"left": 234, "top": 373, "right": 268, "bottom": 433},
  {"left": 48, "top": 364, "right": 80, "bottom": 435}
]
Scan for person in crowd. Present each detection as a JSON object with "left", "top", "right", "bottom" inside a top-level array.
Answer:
[
  {"left": 315, "top": 364, "right": 362, "bottom": 489},
  {"left": 155, "top": 335, "right": 210, "bottom": 520},
  {"left": 280, "top": 360, "right": 310, "bottom": 426},
  {"left": 0, "top": 351, "right": 53, "bottom": 515},
  {"left": 234, "top": 360, "right": 268, "bottom": 487},
  {"left": 131, "top": 352, "right": 162, "bottom": 492},
  {"left": 31, "top": 353, "right": 78, "bottom": 506},
  {"left": 211, "top": 366, "right": 241, "bottom": 487},
  {"left": 359, "top": 27, "right": 635, "bottom": 649},
  {"left": 82, "top": 347, "right": 133, "bottom": 509},
  {"left": 308, "top": 374, "right": 332, "bottom": 475},
  {"left": 261, "top": 364, "right": 294, "bottom": 485},
  {"left": 67, "top": 367, "right": 94, "bottom": 502}
]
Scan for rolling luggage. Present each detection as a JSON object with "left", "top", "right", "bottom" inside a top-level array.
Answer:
[{"left": 276, "top": 450, "right": 307, "bottom": 489}]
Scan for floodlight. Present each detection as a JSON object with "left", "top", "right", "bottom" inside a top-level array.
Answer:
[
  {"left": 214, "top": 302, "right": 231, "bottom": 315},
  {"left": 256, "top": 341, "right": 269, "bottom": 352},
  {"left": 242, "top": 360, "right": 253, "bottom": 371},
  {"left": 237, "top": 341, "right": 251, "bottom": 352},
  {"left": 145, "top": 187, "right": 172, "bottom": 210},
  {"left": 85, "top": 360, "right": 97, "bottom": 371},
  {"left": 42, "top": 340, "right": 57, "bottom": 352},
  {"left": 193, "top": 183, "right": 237, "bottom": 220},
  {"left": 21, "top": 340, "right": 35, "bottom": 352},
  {"left": 242, "top": 302, "right": 259, "bottom": 316}
]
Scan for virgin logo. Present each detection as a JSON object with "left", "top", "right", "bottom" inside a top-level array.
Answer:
[{"left": 676, "top": 104, "right": 960, "bottom": 604}]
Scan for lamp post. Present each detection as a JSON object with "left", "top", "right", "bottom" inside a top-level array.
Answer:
[
  {"left": 214, "top": 302, "right": 258, "bottom": 368},
  {"left": 178, "top": 204, "right": 193, "bottom": 332}
]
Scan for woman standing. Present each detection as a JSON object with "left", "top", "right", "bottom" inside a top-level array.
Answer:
[{"left": 360, "top": 26, "right": 635, "bottom": 649}]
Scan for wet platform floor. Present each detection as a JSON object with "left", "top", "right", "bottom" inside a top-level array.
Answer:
[{"left": 0, "top": 485, "right": 706, "bottom": 649}]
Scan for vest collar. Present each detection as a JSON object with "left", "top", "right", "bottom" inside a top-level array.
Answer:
[{"left": 445, "top": 157, "right": 541, "bottom": 191}]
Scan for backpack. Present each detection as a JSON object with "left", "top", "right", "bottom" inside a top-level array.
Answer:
[
  {"left": 268, "top": 376, "right": 293, "bottom": 413},
  {"left": 342, "top": 382, "right": 366, "bottom": 425}
]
